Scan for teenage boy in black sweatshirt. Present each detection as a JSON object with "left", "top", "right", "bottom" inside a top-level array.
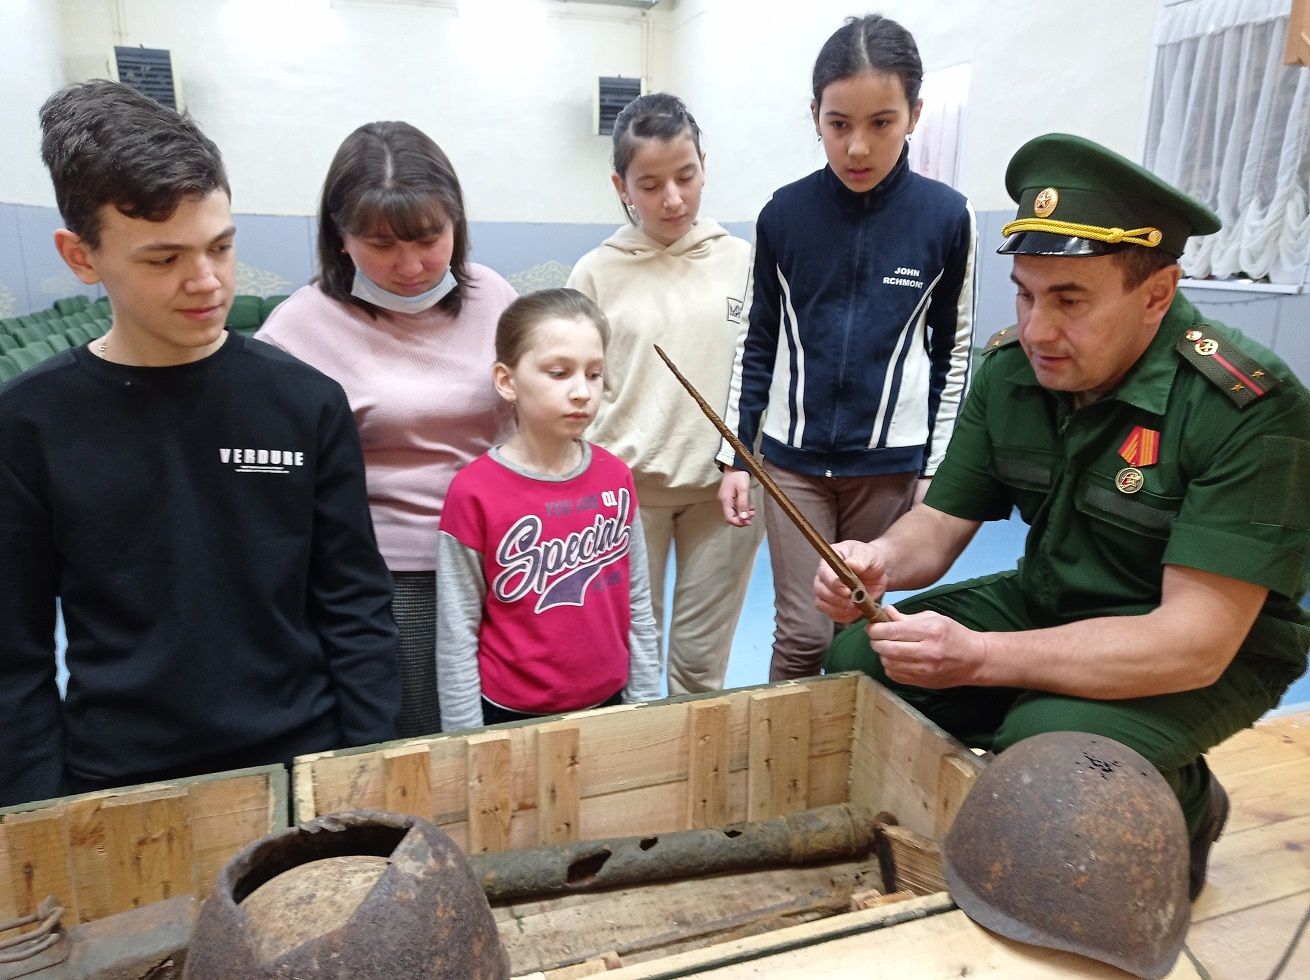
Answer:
[{"left": 0, "top": 81, "right": 400, "bottom": 806}]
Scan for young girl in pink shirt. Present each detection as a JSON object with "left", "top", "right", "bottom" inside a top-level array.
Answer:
[{"left": 435, "top": 289, "right": 660, "bottom": 730}]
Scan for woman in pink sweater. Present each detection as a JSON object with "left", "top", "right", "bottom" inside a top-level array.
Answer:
[{"left": 256, "top": 121, "right": 516, "bottom": 737}]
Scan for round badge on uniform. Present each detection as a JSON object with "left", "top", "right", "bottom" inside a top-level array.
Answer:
[
  {"left": 1033, "top": 187, "right": 1059, "bottom": 218},
  {"left": 1185, "top": 329, "right": 1203, "bottom": 341},
  {"left": 1195, "top": 338, "right": 1218, "bottom": 356},
  {"left": 1115, "top": 467, "right": 1145, "bottom": 494}
]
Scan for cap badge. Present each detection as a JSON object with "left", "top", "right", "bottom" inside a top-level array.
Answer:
[
  {"left": 1033, "top": 187, "right": 1059, "bottom": 218},
  {"left": 1115, "top": 466, "right": 1145, "bottom": 494}
]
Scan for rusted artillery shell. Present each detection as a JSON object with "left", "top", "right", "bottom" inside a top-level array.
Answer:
[
  {"left": 469, "top": 802, "right": 878, "bottom": 902},
  {"left": 186, "top": 810, "right": 509, "bottom": 979}
]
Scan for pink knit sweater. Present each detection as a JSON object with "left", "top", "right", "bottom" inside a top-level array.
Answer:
[{"left": 255, "top": 265, "right": 517, "bottom": 570}]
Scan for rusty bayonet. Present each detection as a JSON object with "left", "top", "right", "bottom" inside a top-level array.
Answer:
[{"left": 654, "top": 344, "right": 888, "bottom": 625}]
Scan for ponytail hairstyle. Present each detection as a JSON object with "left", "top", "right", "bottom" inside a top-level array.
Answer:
[
  {"left": 495, "top": 288, "right": 611, "bottom": 368},
  {"left": 812, "top": 14, "right": 923, "bottom": 109},
  {"left": 610, "top": 93, "right": 704, "bottom": 224}
]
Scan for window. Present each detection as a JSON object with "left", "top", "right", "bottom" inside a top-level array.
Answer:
[{"left": 1144, "top": 0, "right": 1310, "bottom": 286}]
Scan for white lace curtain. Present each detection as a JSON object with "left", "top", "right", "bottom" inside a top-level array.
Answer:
[{"left": 1144, "top": 0, "right": 1310, "bottom": 284}]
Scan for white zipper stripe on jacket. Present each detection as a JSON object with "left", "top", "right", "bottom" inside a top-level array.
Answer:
[
  {"left": 925, "top": 202, "right": 978, "bottom": 474},
  {"left": 868, "top": 269, "right": 940, "bottom": 449},
  {"left": 767, "top": 265, "right": 806, "bottom": 446}
]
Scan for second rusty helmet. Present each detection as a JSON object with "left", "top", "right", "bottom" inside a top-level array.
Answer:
[{"left": 941, "top": 731, "right": 1189, "bottom": 979}]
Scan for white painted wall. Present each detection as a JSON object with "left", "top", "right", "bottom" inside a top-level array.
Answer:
[
  {"left": 660, "top": 0, "right": 1160, "bottom": 220},
  {"left": 4, "top": 0, "right": 1160, "bottom": 222},
  {"left": 48, "top": 0, "right": 647, "bottom": 220},
  {"left": 0, "top": 0, "right": 67, "bottom": 205}
]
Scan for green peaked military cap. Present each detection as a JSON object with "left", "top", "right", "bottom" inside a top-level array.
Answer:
[{"left": 998, "top": 133, "right": 1221, "bottom": 258}]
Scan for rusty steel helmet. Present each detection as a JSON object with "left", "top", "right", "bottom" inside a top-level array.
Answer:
[
  {"left": 186, "top": 810, "right": 509, "bottom": 979},
  {"left": 941, "top": 731, "right": 1189, "bottom": 980}
]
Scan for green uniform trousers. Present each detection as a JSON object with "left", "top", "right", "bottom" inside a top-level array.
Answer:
[{"left": 824, "top": 571, "right": 1298, "bottom": 835}]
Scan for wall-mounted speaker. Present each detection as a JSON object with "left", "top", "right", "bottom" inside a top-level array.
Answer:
[
  {"left": 595, "top": 76, "right": 643, "bottom": 136},
  {"left": 111, "top": 46, "right": 181, "bottom": 110}
]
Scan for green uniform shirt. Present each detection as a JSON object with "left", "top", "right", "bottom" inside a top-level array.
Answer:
[{"left": 926, "top": 293, "right": 1310, "bottom": 671}]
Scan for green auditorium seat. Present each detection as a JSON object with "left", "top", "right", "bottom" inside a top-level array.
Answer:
[
  {"left": 12, "top": 326, "right": 45, "bottom": 346},
  {"left": 0, "top": 317, "right": 19, "bottom": 334},
  {"left": 45, "top": 333, "right": 70, "bottom": 353},
  {"left": 227, "top": 295, "right": 262, "bottom": 335},
  {"left": 24, "top": 339, "right": 56, "bottom": 362},
  {"left": 90, "top": 317, "right": 111, "bottom": 336},
  {"left": 66, "top": 310, "right": 95, "bottom": 327},
  {"left": 8, "top": 347, "right": 42, "bottom": 373},
  {"left": 64, "top": 325, "right": 94, "bottom": 346},
  {"left": 54, "top": 295, "right": 90, "bottom": 315},
  {"left": 16, "top": 314, "right": 43, "bottom": 330},
  {"left": 260, "top": 294, "right": 289, "bottom": 323},
  {"left": 0, "top": 334, "right": 17, "bottom": 354},
  {"left": 91, "top": 295, "right": 111, "bottom": 316},
  {"left": 0, "top": 354, "right": 21, "bottom": 382}
]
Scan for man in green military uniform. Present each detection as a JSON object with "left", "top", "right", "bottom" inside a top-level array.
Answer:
[{"left": 816, "top": 133, "right": 1310, "bottom": 900}]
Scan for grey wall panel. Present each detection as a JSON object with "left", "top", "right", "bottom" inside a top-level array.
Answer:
[
  {"left": 13, "top": 204, "right": 102, "bottom": 313},
  {"left": 231, "top": 213, "right": 316, "bottom": 296},
  {"left": 0, "top": 204, "right": 32, "bottom": 317}
]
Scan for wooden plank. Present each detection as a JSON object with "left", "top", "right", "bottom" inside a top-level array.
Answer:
[
  {"left": 1191, "top": 814, "right": 1310, "bottom": 923},
  {"left": 847, "top": 677, "right": 887, "bottom": 816},
  {"left": 64, "top": 794, "right": 115, "bottom": 924},
  {"left": 0, "top": 807, "right": 75, "bottom": 921},
  {"left": 1186, "top": 886, "right": 1310, "bottom": 980},
  {"left": 467, "top": 733, "right": 514, "bottom": 854},
  {"left": 294, "top": 677, "right": 861, "bottom": 849},
  {"left": 686, "top": 699, "right": 730, "bottom": 829},
  {"left": 605, "top": 906, "right": 1204, "bottom": 979},
  {"left": 878, "top": 824, "right": 945, "bottom": 896},
  {"left": 493, "top": 855, "right": 887, "bottom": 975},
  {"left": 933, "top": 752, "right": 982, "bottom": 839},
  {"left": 1212, "top": 755, "right": 1310, "bottom": 834},
  {"left": 292, "top": 756, "right": 318, "bottom": 823},
  {"left": 746, "top": 688, "right": 811, "bottom": 821},
  {"left": 188, "top": 772, "right": 281, "bottom": 897},
  {"left": 537, "top": 723, "right": 581, "bottom": 845},
  {"left": 600, "top": 893, "right": 956, "bottom": 979},
  {"left": 853, "top": 681, "right": 972, "bottom": 838},
  {"left": 101, "top": 789, "right": 196, "bottom": 912},
  {"left": 383, "top": 745, "right": 434, "bottom": 818}
]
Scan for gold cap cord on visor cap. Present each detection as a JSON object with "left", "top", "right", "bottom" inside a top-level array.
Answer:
[{"left": 997, "top": 133, "right": 1220, "bottom": 258}]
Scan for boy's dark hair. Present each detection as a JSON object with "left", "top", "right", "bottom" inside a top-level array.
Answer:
[
  {"left": 316, "top": 121, "right": 471, "bottom": 318},
  {"left": 38, "top": 80, "right": 230, "bottom": 250},
  {"left": 610, "top": 93, "right": 705, "bottom": 226},
  {"left": 812, "top": 14, "right": 923, "bottom": 108},
  {"left": 495, "top": 288, "right": 611, "bottom": 368}
]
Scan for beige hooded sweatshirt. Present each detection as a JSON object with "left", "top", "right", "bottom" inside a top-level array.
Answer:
[{"left": 568, "top": 219, "right": 751, "bottom": 506}]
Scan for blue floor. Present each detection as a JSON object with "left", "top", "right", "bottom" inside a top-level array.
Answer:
[{"left": 713, "top": 514, "right": 1310, "bottom": 716}]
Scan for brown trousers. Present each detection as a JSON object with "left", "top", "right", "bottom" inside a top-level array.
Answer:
[{"left": 763, "top": 461, "right": 916, "bottom": 680}]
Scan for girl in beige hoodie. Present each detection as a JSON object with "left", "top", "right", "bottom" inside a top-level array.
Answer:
[{"left": 568, "top": 94, "right": 763, "bottom": 695}]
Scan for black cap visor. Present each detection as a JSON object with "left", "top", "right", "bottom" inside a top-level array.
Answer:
[{"left": 997, "top": 231, "right": 1131, "bottom": 256}]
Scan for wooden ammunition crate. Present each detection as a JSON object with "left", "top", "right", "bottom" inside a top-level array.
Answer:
[
  {"left": 0, "top": 763, "right": 286, "bottom": 926},
  {"left": 293, "top": 674, "right": 981, "bottom": 850},
  {"left": 293, "top": 674, "right": 1000, "bottom": 974}
]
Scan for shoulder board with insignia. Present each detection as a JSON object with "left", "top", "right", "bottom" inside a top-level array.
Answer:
[
  {"left": 981, "top": 326, "right": 1022, "bottom": 354},
  {"left": 1175, "top": 326, "right": 1280, "bottom": 408}
]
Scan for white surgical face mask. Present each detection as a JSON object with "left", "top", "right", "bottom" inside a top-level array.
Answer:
[{"left": 350, "top": 266, "right": 457, "bottom": 315}]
